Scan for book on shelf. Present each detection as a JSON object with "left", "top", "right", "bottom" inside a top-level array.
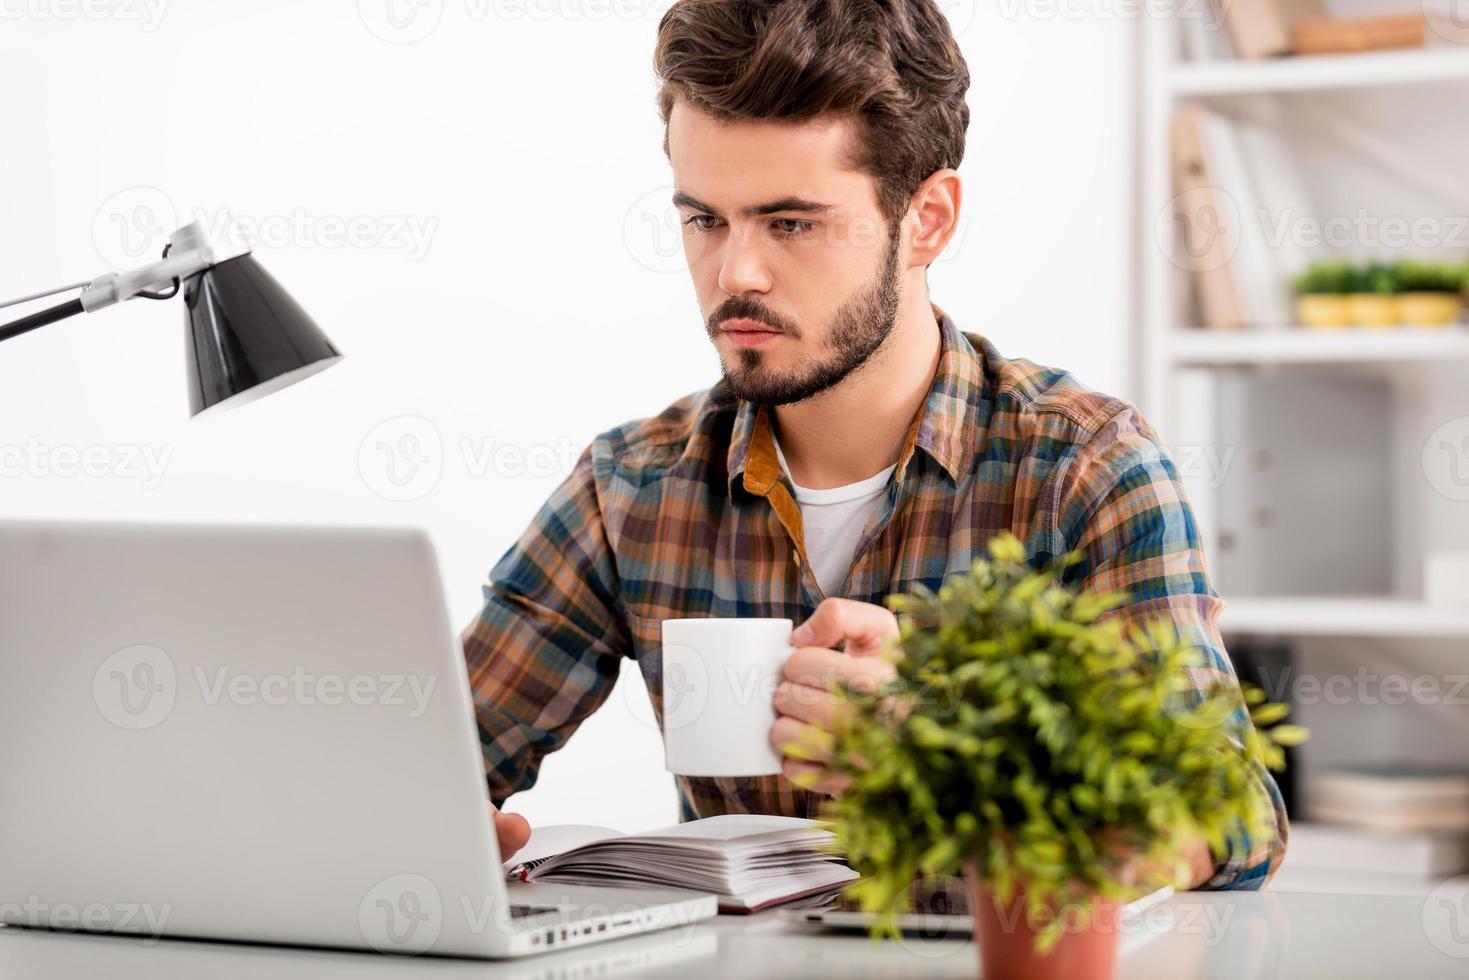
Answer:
[
  {"left": 503, "top": 814, "right": 858, "bottom": 913},
  {"left": 1309, "top": 765, "right": 1469, "bottom": 833},
  {"left": 1171, "top": 102, "right": 1308, "bottom": 330},
  {"left": 1171, "top": 104, "right": 1247, "bottom": 330},
  {"left": 1285, "top": 821, "right": 1469, "bottom": 877},
  {"left": 1220, "top": 0, "right": 1326, "bottom": 59}
]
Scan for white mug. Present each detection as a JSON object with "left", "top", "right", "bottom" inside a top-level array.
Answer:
[{"left": 661, "top": 618, "right": 793, "bottom": 778}]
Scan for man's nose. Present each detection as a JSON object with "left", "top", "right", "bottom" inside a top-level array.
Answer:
[{"left": 716, "top": 224, "right": 773, "bottom": 296}]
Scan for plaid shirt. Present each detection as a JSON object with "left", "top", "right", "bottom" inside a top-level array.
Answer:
[{"left": 462, "top": 306, "right": 1288, "bottom": 890}]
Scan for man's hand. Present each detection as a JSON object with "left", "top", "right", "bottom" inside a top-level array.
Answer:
[
  {"left": 489, "top": 802, "right": 532, "bottom": 862},
  {"left": 771, "top": 598, "right": 899, "bottom": 796}
]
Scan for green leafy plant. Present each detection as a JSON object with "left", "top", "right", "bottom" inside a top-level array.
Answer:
[
  {"left": 818, "top": 533, "right": 1302, "bottom": 952},
  {"left": 1348, "top": 262, "right": 1399, "bottom": 295},
  {"left": 1293, "top": 259, "right": 1469, "bottom": 296},
  {"left": 1291, "top": 261, "right": 1353, "bottom": 295},
  {"left": 1396, "top": 260, "right": 1469, "bottom": 295}
]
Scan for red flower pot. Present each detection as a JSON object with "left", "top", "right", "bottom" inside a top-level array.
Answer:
[{"left": 968, "top": 880, "right": 1122, "bottom": 980}]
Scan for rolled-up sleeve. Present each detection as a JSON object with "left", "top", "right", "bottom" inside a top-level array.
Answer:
[
  {"left": 461, "top": 443, "right": 630, "bottom": 806},
  {"left": 1051, "top": 405, "right": 1288, "bottom": 890}
]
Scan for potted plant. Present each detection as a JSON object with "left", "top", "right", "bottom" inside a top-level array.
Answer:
[
  {"left": 816, "top": 534, "right": 1302, "bottom": 980},
  {"left": 1395, "top": 260, "right": 1468, "bottom": 328},
  {"left": 1291, "top": 261, "right": 1354, "bottom": 329},
  {"left": 1346, "top": 261, "right": 1401, "bottom": 328}
]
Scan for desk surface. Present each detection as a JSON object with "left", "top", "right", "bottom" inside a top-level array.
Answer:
[{"left": 4, "top": 887, "right": 1469, "bottom": 979}]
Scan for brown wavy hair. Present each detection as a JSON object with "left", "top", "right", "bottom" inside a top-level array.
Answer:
[{"left": 654, "top": 0, "right": 970, "bottom": 227}]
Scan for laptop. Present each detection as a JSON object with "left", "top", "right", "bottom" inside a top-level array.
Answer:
[
  {"left": 780, "top": 885, "right": 1174, "bottom": 950},
  {"left": 0, "top": 519, "right": 715, "bottom": 958}
]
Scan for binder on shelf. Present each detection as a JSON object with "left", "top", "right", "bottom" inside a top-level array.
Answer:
[{"left": 1171, "top": 104, "right": 1246, "bottom": 329}]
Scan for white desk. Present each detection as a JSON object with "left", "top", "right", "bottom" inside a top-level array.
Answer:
[{"left": 3, "top": 888, "right": 1469, "bottom": 979}]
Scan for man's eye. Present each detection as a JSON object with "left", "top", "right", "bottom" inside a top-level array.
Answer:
[
  {"left": 683, "top": 214, "right": 722, "bottom": 232},
  {"left": 771, "top": 219, "right": 813, "bottom": 236}
]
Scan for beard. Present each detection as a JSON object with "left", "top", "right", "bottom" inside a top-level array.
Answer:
[{"left": 705, "top": 231, "right": 902, "bottom": 406}]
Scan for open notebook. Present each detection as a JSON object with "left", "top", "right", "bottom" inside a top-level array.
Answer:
[{"left": 504, "top": 814, "right": 859, "bottom": 913}]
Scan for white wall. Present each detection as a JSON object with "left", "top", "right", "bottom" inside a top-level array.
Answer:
[{"left": 0, "top": 1, "right": 1137, "bottom": 831}]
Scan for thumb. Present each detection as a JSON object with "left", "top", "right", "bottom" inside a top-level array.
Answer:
[{"left": 791, "top": 598, "right": 898, "bottom": 655}]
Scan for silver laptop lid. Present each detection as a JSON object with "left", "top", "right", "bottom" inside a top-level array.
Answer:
[{"left": 0, "top": 520, "right": 511, "bottom": 956}]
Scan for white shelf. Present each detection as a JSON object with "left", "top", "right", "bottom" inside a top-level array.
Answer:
[
  {"left": 1219, "top": 596, "right": 1469, "bottom": 638},
  {"left": 1169, "top": 47, "right": 1469, "bottom": 97},
  {"left": 1168, "top": 327, "right": 1469, "bottom": 366}
]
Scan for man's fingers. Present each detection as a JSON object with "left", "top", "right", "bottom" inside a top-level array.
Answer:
[
  {"left": 770, "top": 715, "right": 833, "bottom": 764},
  {"left": 772, "top": 679, "right": 843, "bottom": 729},
  {"left": 490, "top": 804, "right": 532, "bottom": 861},
  {"left": 781, "top": 758, "right": 850, "bottom": 796},
  {"left": 790, "top": 597, "right": 899, "bottom": 655},
  {"left": 781, "top": 646, "right": 896, "bottom": 695}
]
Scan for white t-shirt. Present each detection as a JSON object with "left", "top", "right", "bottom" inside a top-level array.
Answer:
[{"left": 772, "top": 435, "right": 897, "bottom": 597}]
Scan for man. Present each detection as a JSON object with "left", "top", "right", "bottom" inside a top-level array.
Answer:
[{"left": 466, "top": 0, "right": 1286, "bottom": 890}]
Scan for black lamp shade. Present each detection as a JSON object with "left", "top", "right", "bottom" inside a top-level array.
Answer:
[{"left": 182, "top": 254, "right": 342, "bottom": 417}]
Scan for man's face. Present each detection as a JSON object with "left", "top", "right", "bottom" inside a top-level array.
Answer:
[{"left": 667, "top": 102, "right": 904, "bottom": 406}]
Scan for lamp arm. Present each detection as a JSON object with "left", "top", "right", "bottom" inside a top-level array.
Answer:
[{"left": 0, "top": 233, "right": 240, "bottom": 344}]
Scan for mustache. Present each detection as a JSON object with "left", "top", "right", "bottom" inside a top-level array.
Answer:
[{"left": 706, "top": 297, "right": 802, "bottom": 340}]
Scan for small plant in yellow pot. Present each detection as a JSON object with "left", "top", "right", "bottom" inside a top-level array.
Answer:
[
  {"left": 1396, "top": 260, "right": 1468, "bottom": 328},
  {"left": 1346, "top": 263, "right": 1401, "bottom": 328},
  {"left": 1291, "top": 261, "right": 1353, "bottom": 329},
  {"left": 820, "top": 534, "right": 1301, "bottom": 980}
]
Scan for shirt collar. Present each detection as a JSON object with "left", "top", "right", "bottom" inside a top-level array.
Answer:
[{"left": 726, "top": 303, "right": 981, "bottom": 495}]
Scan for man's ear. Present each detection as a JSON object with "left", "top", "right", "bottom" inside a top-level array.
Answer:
[{"left": 904, "top": 169, "right": 962, "bottom": 267}]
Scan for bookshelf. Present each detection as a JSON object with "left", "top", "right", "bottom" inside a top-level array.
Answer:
[
  {"left": 1220, "top": 596, "right": 1469, "bottom": 639},
  {"left": 1139, "top": 5, "right": 1469, "bottom": 895},
  {"left": 1169, "top": 45, "right": 1469, "bottom": 96},
  {"left": 1168, "top": 327, "right": 1469, "bottom": 366}
]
